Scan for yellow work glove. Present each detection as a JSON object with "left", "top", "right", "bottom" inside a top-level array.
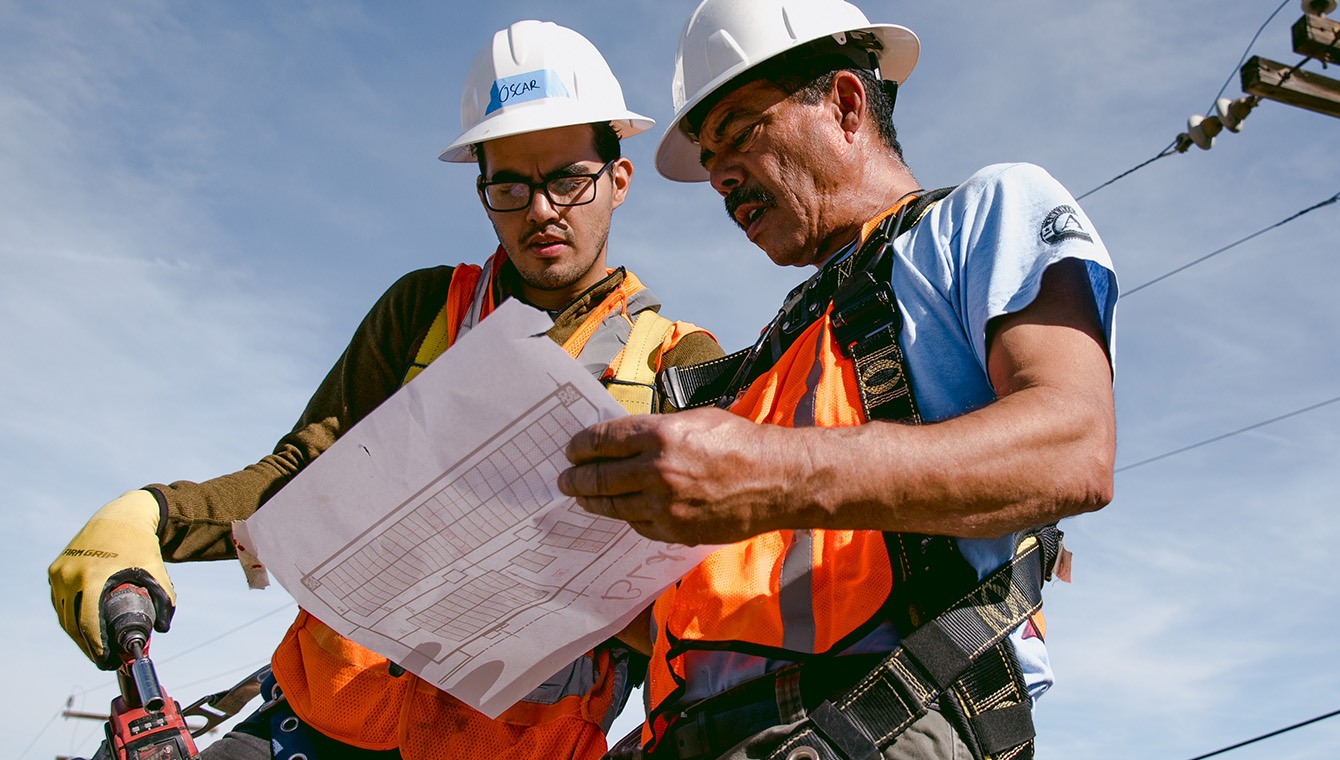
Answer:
[{"left": 49, "top": 490, "right": 176, "bottom": 670}]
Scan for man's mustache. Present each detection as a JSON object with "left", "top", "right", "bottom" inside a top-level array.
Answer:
[
  {"left": 724, "top": 185, "right": 775, "bottom": 231},
  {"left": 522, "top": 222, "right": 573, "bottom": 245}
]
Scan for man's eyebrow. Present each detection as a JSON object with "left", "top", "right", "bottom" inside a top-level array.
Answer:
[
  {"left": 546, "top": 161, "right": 591, "bottom": 178},
  {"left": 484, "top": 169, "right": 529, "bottom": 182},
  {"left": 696, "top": 109, "right": 755, "bottom": 167},
  {"left": 484, "top": 161, "right": 591, "bottom": 183}
]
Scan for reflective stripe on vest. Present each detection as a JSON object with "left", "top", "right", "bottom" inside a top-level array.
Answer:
[
  {"left": 644, "top": 311, "right": 898, "bottom": 745},
  {"left": 272, "top": 252, "right": 687, "bottom": 759}
]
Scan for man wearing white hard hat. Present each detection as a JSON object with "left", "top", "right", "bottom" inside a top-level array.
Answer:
[
  {"left": 560, "top": 1, "right": 1118, "bottom": 758},
  {"left": 48, "top": 20, "right": 720, "bottom": 760}
]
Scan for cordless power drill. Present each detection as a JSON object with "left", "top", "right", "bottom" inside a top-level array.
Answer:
[{"left": 100, "top": 583, "right": 199, "bottom": 760}]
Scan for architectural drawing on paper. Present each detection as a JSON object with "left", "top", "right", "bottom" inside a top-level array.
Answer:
[{"left": 297, "top": 382, "right": 634, "bottom": 680}]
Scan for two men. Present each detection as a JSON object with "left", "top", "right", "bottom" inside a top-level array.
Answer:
[
  {"left": 561, "top": 0, "right": 1118, "bottom": 758},
  {"left": 52, "top": 2, "right": 1118, "bottom": 757},
  {"left": 49, "top": 20, "right": 719, "bottom": 760}
]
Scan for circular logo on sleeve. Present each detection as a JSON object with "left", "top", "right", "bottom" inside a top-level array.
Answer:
[{"left": 1040, "top": 205, "right": 1093, "bottom": 244}]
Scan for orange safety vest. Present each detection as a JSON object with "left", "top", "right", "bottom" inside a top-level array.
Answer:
[
  {"left": 272, "top": 251, "right": 703, "bottom": 760},
  {"left": 643, "top": 198, "right": 937, "bottom": 748}
]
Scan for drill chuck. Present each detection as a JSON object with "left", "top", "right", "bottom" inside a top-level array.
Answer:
[
  {"left": 103, "top": 584, "right": 155, "bottom": 656},
  {"left": 104, "top": 584, "right": 166, "bottom": 711}
]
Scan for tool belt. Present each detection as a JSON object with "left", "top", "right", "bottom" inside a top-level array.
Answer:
[{"left": 652, "top": 188, "right": 1061, "bottom": 760}]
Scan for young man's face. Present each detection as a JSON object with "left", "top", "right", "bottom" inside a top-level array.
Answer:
[
  {"left": 696, "top": 80, "right": 849, "bottom": 269},
  {"left": 478, "top": 124, "right": 632, "bottom": 311}
]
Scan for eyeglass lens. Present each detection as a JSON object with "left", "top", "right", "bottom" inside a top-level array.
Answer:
[{"left": 482, "top": 161, "right": 610, "bottom": 212}]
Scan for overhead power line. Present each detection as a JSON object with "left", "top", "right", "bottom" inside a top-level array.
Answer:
[
  {"left": 1076, "top": 141, "right": 1178, "bottom": 201},
  {"left": 1077, "top": 0, "right": 1291, "bottom": 201},
  {"left": 1120, "top": 188, "right": 1340, "bottom": 298},
  {"left": 1115, "top": 393, "right": 1340, "bottom": 473},
  {"left": 156, "top": 600, "right": 296, "bottom": 666},
  {"left": 170, "top": 658, "right": 272, "bottom": 694},
  {"left": 1207, "top": 0, "right": 1292, "bottom": 111},
  {"left": 16, "top": 708, "right": 62, "bottom": 760},
  {"left": 1183, "top": 706, "right": 1340, "bottom": 760}
]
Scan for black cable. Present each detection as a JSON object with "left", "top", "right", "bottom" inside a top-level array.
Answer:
[
  {"left": 1078, "top": 1, "right": 1290, "bottom": 203},
  {"left": 1207, "top": 0, "right": 1291, "bottom": 112},
  {"left": 16, "top": 708, "right": 62, "bottom": 760},
  {"left": 1115, "top": 394, "right": 1340, "bottom": 473},
  {"left": 1120, "top": 189, "right": 1340, "bottom": 298},
  {"left": 1075, "top": 141, "right": 1178, "bottom": 201},
  {"left": 1184, "top": 707, "right": 1340, "bottom": 760},
  {"left": 155, "top": 600, "right": 296, "bottom": 665}
]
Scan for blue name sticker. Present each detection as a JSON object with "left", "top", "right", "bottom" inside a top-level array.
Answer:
[{"left": 486, "top": 69, "right": 571, "bottom": 114}]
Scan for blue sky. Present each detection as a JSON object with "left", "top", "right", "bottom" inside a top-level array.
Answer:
[{"left": 6, "top": 1, "right": 1340, "bottom": 758}]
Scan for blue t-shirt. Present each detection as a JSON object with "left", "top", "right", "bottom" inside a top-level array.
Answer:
[{"left": 680, "top": 162, "right": 1118, "bottom": 704}]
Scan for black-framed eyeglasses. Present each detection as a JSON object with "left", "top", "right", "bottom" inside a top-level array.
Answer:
[{"left": 478, "top": 160, "right": 616, "bottom": 213}]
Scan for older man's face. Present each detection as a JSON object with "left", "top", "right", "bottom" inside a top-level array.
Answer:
[{"left": 696, "top": 80, "right": 849, "bottom": 268}]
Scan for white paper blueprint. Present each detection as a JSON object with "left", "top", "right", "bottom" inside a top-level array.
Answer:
[{"left": 243, "top": 300, "right": 716, "bottom": 718}]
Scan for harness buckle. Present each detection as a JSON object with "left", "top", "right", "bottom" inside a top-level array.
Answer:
[
  {"left": 830, "top": 272, "right": 900, "bottom": 358},
  {"left": 604, "top": 377, "right": 661, "bottom": 415},
  {"left": 779, "top": 272, "right": 824, "bottom": 337},
  {"left": 658, "top": 366, "right": 690, "bottom": 410}
]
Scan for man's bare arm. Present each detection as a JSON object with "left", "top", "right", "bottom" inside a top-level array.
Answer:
[{"left": 559, "top": 258, "right": 1114, "bottom": 545}]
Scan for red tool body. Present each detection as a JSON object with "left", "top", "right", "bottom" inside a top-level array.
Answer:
[{"left": 100, "top": 584, "right": 199, "bottom": 760}]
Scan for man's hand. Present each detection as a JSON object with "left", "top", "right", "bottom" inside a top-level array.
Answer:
[
  {"left": 49, "top": 490, "right": 176, "bottom": 669},
  {"left": 562, "top": 259, "right": 1115, "bottom": 544},
  {"left": 558, "top": 407, "right": 799, "bottom": 545}
]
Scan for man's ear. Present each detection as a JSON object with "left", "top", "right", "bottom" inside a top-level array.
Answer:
[
  {"left": 608, "top": 157, "right": 634, "bottom": 210},
  {"left": 831, "top": 70, "right": 867, "bottom": 142}
]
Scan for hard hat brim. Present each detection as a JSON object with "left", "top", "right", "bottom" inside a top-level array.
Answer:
[
  {"left": 655, "top": 23, "right": 918, "bottom": 183},
  {"left": 439, "top": 102, "right": 655, "bottom": 163}
]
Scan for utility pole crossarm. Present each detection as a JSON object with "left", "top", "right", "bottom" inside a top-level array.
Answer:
[
  {"left": 1293, "top": 14, "right": 1340, "bottom": 64},
  {"left": 1241, "top": 55, "right": 1340, "bottom": 118}
]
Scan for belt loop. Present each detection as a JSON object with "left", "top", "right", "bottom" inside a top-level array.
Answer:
[{"left": 776, "top": 669, "right": 807, "bottom": 724}]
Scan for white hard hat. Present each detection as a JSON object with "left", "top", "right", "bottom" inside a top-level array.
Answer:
[
  {"left": 439, "top": 20, "right": 654, "bottom": 163},
  {"left": 655, "top": 0, "right": 919, "bottom": 182}
]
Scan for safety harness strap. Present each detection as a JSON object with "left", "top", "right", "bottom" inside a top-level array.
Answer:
[
  {"left": 605, "top": 309, "right": 675, "bottom": 415},
  {"left": 764, "top": 537, "right": 1050, "bottom": 760}
]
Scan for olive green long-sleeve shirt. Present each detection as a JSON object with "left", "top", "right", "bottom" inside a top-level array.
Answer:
[{"left": 147, "top": 260, "right": 722, "bottom": 562}]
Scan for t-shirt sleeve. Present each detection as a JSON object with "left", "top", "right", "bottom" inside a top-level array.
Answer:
[
  {"left": 151, "top": 266, "right": 455, "bottom": 561},
  {"left": 944, "top": 163, "right": 1119, "bottom": 372}
]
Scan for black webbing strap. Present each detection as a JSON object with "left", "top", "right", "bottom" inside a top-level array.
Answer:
[
  {"left": 656, "top": 347, "right": 750, "bottom": 411},
  {"left": 763, "top": 538, "right": 1050, "bottom": 760},
  {"left": 828, "top": 238, "right": 920, "bottom": 424}
]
